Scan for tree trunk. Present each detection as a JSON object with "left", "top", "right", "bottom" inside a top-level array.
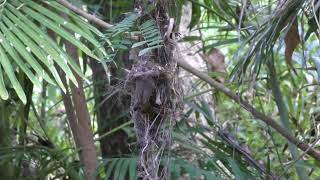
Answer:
[
  {"left": 90, "top": 54, "right": 131, "bottom": 158},
  {"left": 47, "top": 20, "right": 98, "bottom": 180},
  {"left": 0, "top": 101, "right": 14, "bottom": 179},
  {"left": 64, "top": 40, "right": 98, "bottom": 180},
  {"left": 88, "top": 0, "right": 134, "bottom": 158}
]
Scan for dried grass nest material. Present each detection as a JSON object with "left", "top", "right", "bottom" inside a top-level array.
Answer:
[
  {"left": 127, "top": 60, "right": 168, "bottom": 80},
  {"left": 126, "top": 57, "right": 180, "bottom": 179}
]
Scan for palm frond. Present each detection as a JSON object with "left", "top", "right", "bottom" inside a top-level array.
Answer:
[
  {"left": 97, "top": 156, "right": 225, "bottom": 180},
  {"left": 96, "top": 157, "right": 137, "bottom": 180},
  {"left": 0, "top": 0, "right": 107, "bottom": 104},
  {"left": 231, "top": 0, "right": 305, "bottom": 80},
  {"left": 0, "top": 145, "right": 81, "bottom": 179}
]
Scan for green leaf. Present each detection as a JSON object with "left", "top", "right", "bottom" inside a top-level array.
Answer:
[
  {"left": 0, "top": 60, "right": 9, "bottom": 100},
  {"left": 132, "top": 41, "right": 147, "bottom": 48},
  {"left": 227, "top": 158, "right": 246, "bottom": 180},
  {"left": 140, "top": 20, "right": 154, "bottom": 29},
  {"left": 6, "top": 4, "right": 86, "bottom": 84},
  {"left": 105, "top": 160, "right": 117, "bottom": 180},
  {"left": 0, "top": 20, "right": 66, "bottom": 92},
  {"left": 0, "top": 33, "right": 40, "bottom": 87},
  {"left": 0, "top": 17, "right": 54, "bottom": 85},
  {"left": 18, "top": 4, "right": 98, "bottom": 60},
  {"left": 118, "top": 159, "right": 130, "bottom": 180},
  {"left": 113, "top": 159, "right": 124, "bottom": 180},
  {"left": 189, "top": 2, "right": 201, "bottom": 29},
  {"left": 129, "top": 158, "right": 137, "bottom": 180},
  {"left": 0, "top": 44, "right": 26, "bottom": 104},
  {"left": 47, "top": 1, "right": 103, "bottom": 36},
  {"left": 25, "top": 0, "right": 106, "bottom": 57},
  {"left": 147, "top": 39, "right": 163, "bottom": 46},
  {"left": 180, "top": 36, "right": 201, "bottom": 42},
  {"left": 142, "top": 29, "right": 159, "bottom": 36},
  {"left": 3, "top": 10, "right": 79, "bottom": 87},
  {"left": 170, "top": 160, "right": 181, "bottom": 180},
  {"left": 138, "top": 45, "right": 163, "bottom": 56}
]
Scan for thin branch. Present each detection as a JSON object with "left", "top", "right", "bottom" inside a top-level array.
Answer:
[
  {"left": 58, "top": 0, "right": 320, "bottom": 161},
  {"left": 57, "top": 0, "right": 113, "bottom": 29},
  {"left": 94, "top": 121, "right": 132, "bottom": 142}
]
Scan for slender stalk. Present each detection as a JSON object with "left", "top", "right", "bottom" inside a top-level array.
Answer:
[
  {"left": 63, "top": 19, "right": 98, "bottom": 179},
  {"left": 57, "top": 0, "right": 112, "bottom": 28},
  {"left": 47, "top": 25, "right": 97, "bottom": 179},
  {"left": 94, "top": 121, "right": 132, "bottom": 141},
  {"left": 40, "top": 81, "right": 47, "bottom": 121}
]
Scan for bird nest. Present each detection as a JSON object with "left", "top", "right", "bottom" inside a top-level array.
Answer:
[{"left": 126, "top": 56, "right": 180, "bottom": 179}]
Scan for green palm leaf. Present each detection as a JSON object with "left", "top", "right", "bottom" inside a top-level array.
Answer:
[{"left": 0, "top": 0, "right": 108, "bottom": 104}]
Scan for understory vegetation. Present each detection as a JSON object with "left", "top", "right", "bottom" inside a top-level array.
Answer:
[{"left": 0, "top": 0, "right": 320, "bottom": 179}]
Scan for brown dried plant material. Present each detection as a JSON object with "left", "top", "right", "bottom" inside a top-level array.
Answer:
[
  {"left": 285, "top": 18, "right": 300, "bottom": 74},
  {"left": 203, "top": 48, "right": 226, "bottom": 83},
  {"left": 127, "top": 1, "right": 181, "bottom": 178}
]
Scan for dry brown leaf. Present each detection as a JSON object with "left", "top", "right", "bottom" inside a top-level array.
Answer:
[
  {"left": 285, "top": 18, "right": 300, "bottom": 74},
  {"left": 204, "top": 48, "right": 226, "bottom": 83}
]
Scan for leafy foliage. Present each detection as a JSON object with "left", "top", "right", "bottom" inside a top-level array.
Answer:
[
  {"left": 0, "top": 0, "right": 106, "bottom": 103},
  {"left": 104, "top": 12, "right": 163, "bottom": 58},
  {"left": 103, "top": 12, "right": 139, "bottom": 59},
  {"left": 133, "top": 20, "right": 163, "bottom": 56},
  {"left": 180, "top": 0, "right": 320, "bottom": 178},
  {"left": 1, "top": 0, "right": 320, "bottom": 179}
]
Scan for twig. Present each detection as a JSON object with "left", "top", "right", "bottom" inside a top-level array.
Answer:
[
  {"left": 57, "top": 0, "right": 113, "bottom": 29},
  {"left": 94, "top": 121, "right": 132, "bottom": 141},
  {"left": 58, "top": 0, "right": 320, "bottom": 161}
]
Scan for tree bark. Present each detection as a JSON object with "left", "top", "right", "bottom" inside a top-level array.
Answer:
[
  {"left": 87, "top": 0, "right": 133, "bottom": 158},
  {"left": 90, "top": 55, "right": 131, "bottom": 158},
  {"left": 47, "top": 18, "right": 98, "bottom": 179},
  {"left": 64, "top": 40, "right": 98, "bottom": 180}
]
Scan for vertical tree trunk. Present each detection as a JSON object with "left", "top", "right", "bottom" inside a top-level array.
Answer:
[
  {"left": 64, "top": 40, "right": 98, "bottom": 180},
  {"left": 47, "top": 23, "right": 98, "bottom": 180},
  {"left": 0, "top": 102, "right": 14, "bottom": 179},
  {"left": 90, "top": 55, "right": 131, "bottom": 158},
  {"left": 87, "top": 0, "right": 134, "bottom": 158}
]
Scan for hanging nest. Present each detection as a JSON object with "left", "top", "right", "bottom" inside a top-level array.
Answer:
[
  {"left": 126, "top": 1, "right": 181, "bottom": 179},
  {"left": 126, "top": 49, "right": 180, "bottom": 179}
]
